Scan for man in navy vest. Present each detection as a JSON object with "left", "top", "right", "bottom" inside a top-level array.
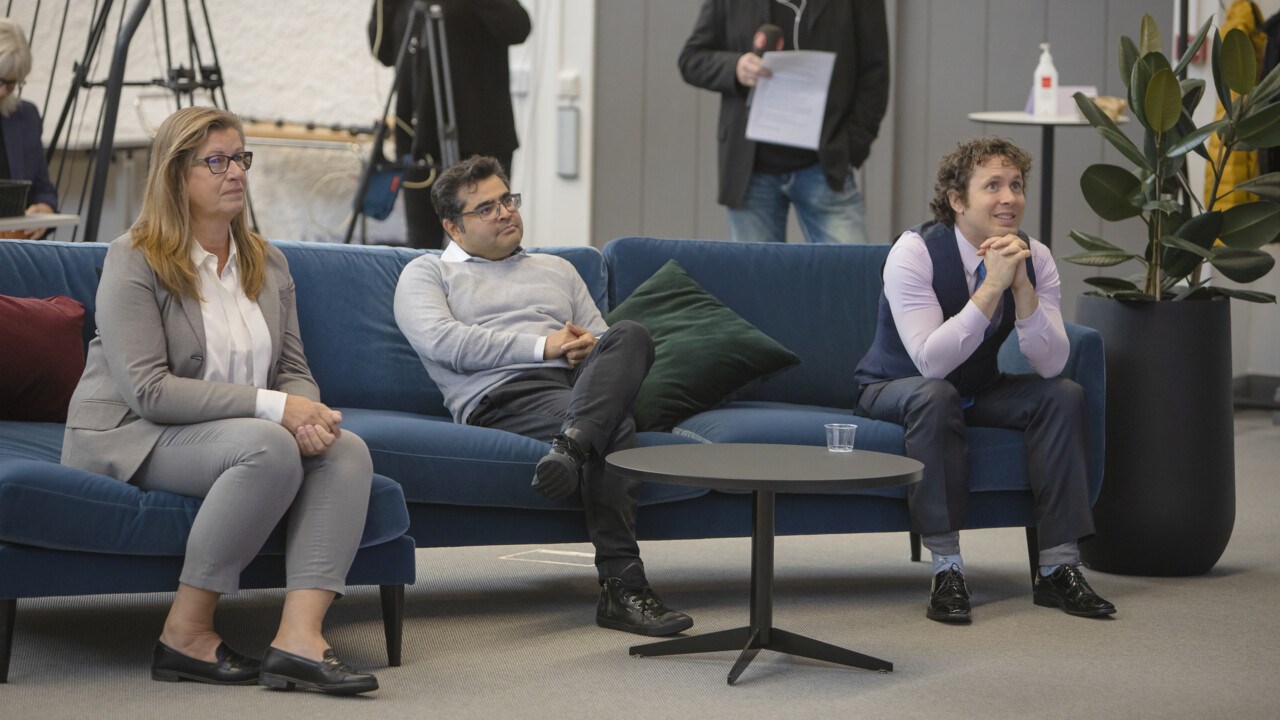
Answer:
[{"left": 853, "top": 137, "right": 1114, "bottom": 623}]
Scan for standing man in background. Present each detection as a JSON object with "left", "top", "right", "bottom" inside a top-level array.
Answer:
[
  {"left": 679, "top": 0, "right": 889, "bottom": 244},
  {"left": 369, "top": 0, "right": 530, "bottom": 249}
]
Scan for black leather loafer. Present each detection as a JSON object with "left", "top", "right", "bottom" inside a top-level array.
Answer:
[
  {"left": 596, "top": 577, "right": 694, "bottom": 637},
  {"left": 151, "top": 641, "right": 260, "bottom": 685},
  {"left": 1033, "top": 565, "right": 1116, "bottom": 617},
  {"left": 926, "top": 565, "right": 972, "bottom": 623},
  {"left": 532, "top": 431, "right": 590, "bottom": 499},
  {"left": 260, "top": 647, "right": 378, "bottom": 695}
]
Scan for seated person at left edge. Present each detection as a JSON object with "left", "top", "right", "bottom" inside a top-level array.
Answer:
[{"left": 0, "top": 19, "right": 58, "bottom": 238}]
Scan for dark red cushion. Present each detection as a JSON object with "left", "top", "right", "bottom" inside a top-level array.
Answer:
[{"left": 0, "top": 294, "right": 86, "bottom": 422}]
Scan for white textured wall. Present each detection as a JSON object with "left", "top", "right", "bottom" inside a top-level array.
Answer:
[{"left": 14, "top": 0, "right": 594, "bottom": 247}]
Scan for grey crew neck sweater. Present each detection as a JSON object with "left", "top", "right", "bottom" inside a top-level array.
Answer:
[{"left": 394, "top": 250, "right": 609, "bottom": 423}]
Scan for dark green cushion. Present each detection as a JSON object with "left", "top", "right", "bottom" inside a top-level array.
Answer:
[{"left": 605, "top": 260, "right": 800, "bottom": 431}]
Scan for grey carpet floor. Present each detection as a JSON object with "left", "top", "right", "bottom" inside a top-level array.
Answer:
[{"left": 5, "top": 410, "right": 1279, "bottom": 719}]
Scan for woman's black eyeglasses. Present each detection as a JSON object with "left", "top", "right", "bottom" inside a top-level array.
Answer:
[{"left": 194, "top": 152, "right": 254, "bottom": 175}]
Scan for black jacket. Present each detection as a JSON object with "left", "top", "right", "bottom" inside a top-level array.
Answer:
[
  {"left": 679, "top": 0, "right": 889, "bottom": 207},
  {"left": 369, "top": 0, "right": 531, "bottom": 163}
]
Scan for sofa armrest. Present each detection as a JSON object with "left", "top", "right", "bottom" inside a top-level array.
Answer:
[{"left": 998, "top": 321, "right": 1105, "bottom": 503}]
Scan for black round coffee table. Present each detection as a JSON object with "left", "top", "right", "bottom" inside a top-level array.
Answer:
[{"left": 607, "top": 443, "right": 922, "bottom": 685}]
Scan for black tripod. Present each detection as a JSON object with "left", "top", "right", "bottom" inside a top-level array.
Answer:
[
  {"left": 344, "top": 0, "right": 459, "bottom": 244},
  {"left": 29, "top": 0, "right": 245, "bottom": 242}
]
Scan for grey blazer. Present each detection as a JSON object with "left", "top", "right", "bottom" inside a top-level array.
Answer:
[{"left": 61, "top": 234, "right": 320, "bottom": 481}]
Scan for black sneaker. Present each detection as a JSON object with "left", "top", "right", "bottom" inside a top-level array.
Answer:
[
  {"left": 926, "top": 564, "right": 972, "bottom": 623},
  {"left": 533, "top": 432, "right": 589, "bottom": 499},
  {"left": 596, "top": 578, "right": 694, "bottom": 637},
  {"left": 1033, "top": 565, "right": 1116, "bottom": 617}
]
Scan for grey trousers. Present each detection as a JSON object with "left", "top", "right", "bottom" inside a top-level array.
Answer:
[
  {"left": 132, "top": 418, "right": 373, "bottom": 596},
  {"left": 855, "top": 374, "right": 1095, "bottom": 552}
]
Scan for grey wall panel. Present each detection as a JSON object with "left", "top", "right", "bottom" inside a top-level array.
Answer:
[
  {"left": 892, "top": 0, "right": 933, "bottom": 234},
  {"left": 592, "top": 0, "right": 646, "bottom": 246},
  {"left": 921, "top": 0, "right": 990, "bottom": 229},
  {"left": 695, "top": 90, "right": 728, "bottom": 239},
  {"left": 1048, "top": 0, "right": 1108, "bottom": 321},
  {"left": 640, "top": 0, "right": 703, "bottom": 240}
]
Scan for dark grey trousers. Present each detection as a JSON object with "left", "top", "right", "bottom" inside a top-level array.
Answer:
[
  {"left": 855, "top": 374, "right": 1094, "bottom": 551},
  {"left": 467, "top": 320, "right": 654, "bottom": 582}
]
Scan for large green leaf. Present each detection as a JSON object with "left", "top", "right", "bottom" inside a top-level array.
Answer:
[
  {"left": 1074, "top": 92, "right": 1150, "bottom": 170},
  {"left": 1211, "top": 32, "right": 1233, "bottom": 113},
  {"left": 1228, "top": 172, "right": 1280, "bottom": 201},
  {"left": 1209, "top": 247, "right": 1276, "bottom": 282},
  {"left": 1143, "top": 197, "right": 1182, "bottom": 214},
  {"left": 1221, "top": 28, "right": 1258, "bottom": 95},
  {"left": 1180, "top": 78, "right": 1206, "bottom": 113},
  {"left": 1173, "top": 16, "right": 1215, "bottom": 78},
  {"left": 1164, "top": 236, "right": 1213, "bottom": 258},
  {"left": 1250, "top": 62, "right": 1280, "bottom": 106},
  {"left": 1235, "top": 102, "right": 1280, "bottom": 148},
  {"left": 1080, "top": 164, "right": 1144, "bottom": 221},
  {"left": 1130, "top": 55, "right": 1156, "bottom": 129},
  {"left": 1175, "top": 210, "right": 1225, "bottom": 246},
  {"left": 1145, "top": 69, "right": 1183, "bottom": 132},
  {"left": 1219, "top": 202, "right": 1280, "bottom": 248},
  {"left": 1139, "top": 14, "right": 1162, "bottom": 56},
  {"left": 1167, "top": 118, "right": 1229, "bottom": 158},
  {"left": 1119, "top": 36, "right": 1140, "bottom": 89},
  {"left": 1084, "top": 276, "right": 1142, "bottom": 293},
  {"left": 1212, "top": 286, "right": 1277, "bottom": 303},
  {"left": 1068, "top": 229, "right": 1126, "bottom": 253},
  {"left": 1063, "top": 250, "right": 1137, "bottom": 267}
]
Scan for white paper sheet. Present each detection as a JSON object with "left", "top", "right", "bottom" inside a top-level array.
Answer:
[{"left": 745, "top": 50, "right": 837, "bottom": 150}]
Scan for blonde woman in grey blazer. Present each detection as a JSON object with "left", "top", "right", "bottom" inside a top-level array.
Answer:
[{"left": 61, "top": 107, "right": 378, "bottom": 695}]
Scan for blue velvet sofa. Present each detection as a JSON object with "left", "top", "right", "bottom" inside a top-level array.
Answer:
[{"left": 0, "top": 235, "right": 1105, "bottom": 682}]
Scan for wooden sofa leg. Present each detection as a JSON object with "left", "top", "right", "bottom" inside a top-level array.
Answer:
[
  {"left": 1, "top": 598, "right": 15, "bottom": 684},
  {"left": 1025, "top": 527, "right": 1040, "bottom": 581},
  {"left": 908, "top": 532, "right": 922, "bottom": 562},
  {"left": 379, "top": 585, "right": 404, "bottom": 667}
]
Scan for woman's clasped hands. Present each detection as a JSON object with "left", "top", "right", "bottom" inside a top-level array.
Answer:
[{"left": 283, "top": 395, "right": 343, "bottom": 457}]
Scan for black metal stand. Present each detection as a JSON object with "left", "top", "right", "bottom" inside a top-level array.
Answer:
[
  {"left": 1039, "top": 124, "right": 1055, "bottom": 248},
  {"left": 344, "top": 1, "right": 458, "bottom": 244},
  {"left": 629, "top": 490, "right": 892, "bottom": 685}
]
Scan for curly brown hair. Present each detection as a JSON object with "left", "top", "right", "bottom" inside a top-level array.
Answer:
[{"left": 929, "top": 137, "right": 1033, "bottom": 225}]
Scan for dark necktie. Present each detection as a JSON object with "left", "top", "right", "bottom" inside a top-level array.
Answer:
[{"left": 973, "top": 263, "right": 1002, "bottom": 337}]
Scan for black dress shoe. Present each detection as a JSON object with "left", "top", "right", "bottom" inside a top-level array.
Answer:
[
  {"left": 260, "top": 647, "right": 378, "bottom": 695},
  {"left": 532, "top": 431, "right": 590, "bottom": 499},
  {"left": 151, "top": 641, "right": 260, "bottom": 685},
  {"left": 596, "top": 577, "right": 694, "bottom": 637},
  {"left": 926, "top": 565, "right": 972, "bottom": 624},
  {"left": 1033, "top": 565, "right": 1116, "bottom": 617}
]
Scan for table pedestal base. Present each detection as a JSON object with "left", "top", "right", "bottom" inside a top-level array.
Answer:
[
  {"left": 630, "top": 625, "right": 891, "bottom": 685},
  {"left": 628, "top": 490, "right": 894, "bottom": 684}
]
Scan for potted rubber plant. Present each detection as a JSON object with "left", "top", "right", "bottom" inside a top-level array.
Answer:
[{"left": 1067, "top": 14, "right": 1280, "bottom": 576}]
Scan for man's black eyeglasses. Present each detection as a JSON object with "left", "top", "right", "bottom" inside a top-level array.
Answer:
[
  {"left": 194, "top": 152, "right": 254, "bottom": 175},
  {"left": 457, "top": 193, "right": 522, "bottom": 222}
]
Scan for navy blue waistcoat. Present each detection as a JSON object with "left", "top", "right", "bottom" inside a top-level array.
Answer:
[{"left": 852, "top": 222, "right": 1036, "bottom": 397}]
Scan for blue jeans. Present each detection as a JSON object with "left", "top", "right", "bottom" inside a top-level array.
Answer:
[{"left": 727, "top": 164, "right": 867, "bottom": 244}]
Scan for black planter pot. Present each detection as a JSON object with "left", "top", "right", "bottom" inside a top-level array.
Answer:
[{"left": 1076, "top": 295, "right": 1235, "bottom": 576}]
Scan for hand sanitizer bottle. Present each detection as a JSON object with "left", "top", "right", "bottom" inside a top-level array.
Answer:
[{"left": 1033, "top": 42, "right": 1058, "bottom": 117}]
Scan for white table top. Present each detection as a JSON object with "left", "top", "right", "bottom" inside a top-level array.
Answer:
[
  {"left": 0, "top": 213, "right": 81, "bottom": 231},
  {"left": 968, "top": 110, "right": 1128, "bottom": 126}
]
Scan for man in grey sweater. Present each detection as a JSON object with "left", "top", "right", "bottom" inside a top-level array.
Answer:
[{"left": 394, "top": 155, "right": 693, "bottom": 637}]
